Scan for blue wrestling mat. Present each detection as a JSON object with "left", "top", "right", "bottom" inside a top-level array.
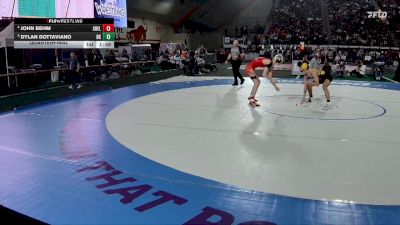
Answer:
[{"left": 0, "top": 78, "right": 400, "bottom": 225}]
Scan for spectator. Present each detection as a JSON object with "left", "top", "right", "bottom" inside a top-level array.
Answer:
[
  {"left": 394, "top": 61, "right": 400, "bottom": 82},
  {"left": 309, "top": 55, "right": 320, "bottom": 69},
  {"left": 67, "top": 51, "right": 81, "bottom": 90},
  {"left": 88, "top": 49, "right": 102, "bottom": 65},
  {"left": 335, "top": 61, "right": 346, "bottom": 77},
  {"left": 350, "top": 61, "right": 366, "bottom": 77},
  {"left": 373, "top": 62, "right": 385, "bottom": 80}
]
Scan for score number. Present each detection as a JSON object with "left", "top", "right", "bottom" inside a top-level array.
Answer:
[
  {"left": 102, "top": 24, "right": 115, "bottom": 41},
  {"left": 103, "top": 32, "right": 115, "bottom": 41},
  {"left": 103, "top": 24, "right": 114, "bottom": 32}
]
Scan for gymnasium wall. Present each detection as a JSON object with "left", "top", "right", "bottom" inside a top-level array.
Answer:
[{"left": 161, "top": 28, "right": 223, "bottom": 50}]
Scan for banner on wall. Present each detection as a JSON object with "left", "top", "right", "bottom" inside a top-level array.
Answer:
[
  {"left": 224, "top": 37, "right": 230, "bottom": 44},
  {"left": 115, "top": 18, "right": 163, "bottom": 44},
  {"left": 0, "top": 37, "right": 5, "bottom": 48},
  {"left": 292, "top": 60, "right": 303, "bottom": 76},
  {"left": 159, "top": 42, "right": 186, "bottom": 55},
  {"left": 94, "top": 0, "right": 127, "bottom": 27},
  {"left": 117, "top": 45, "right": 132, "bottom": 57},
  {"left": 222, "top": 36, "right": 247, "bottom": 48}
]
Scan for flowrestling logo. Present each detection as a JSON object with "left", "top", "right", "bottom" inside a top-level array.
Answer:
[
  {"left": 367, "top": 10, "right": 387, "bottom": 19},
  {"left": 94, "top": 2, "right": 126, "bottom": 17},
  {"left": 94, "top": 0, "right": 127, "bottom": 27}
]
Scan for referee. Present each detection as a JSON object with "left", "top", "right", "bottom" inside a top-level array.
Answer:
[{"left": 226, "top": 40, "right": 245, "bottom": 85}]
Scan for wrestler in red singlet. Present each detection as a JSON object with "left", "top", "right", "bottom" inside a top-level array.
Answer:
[{"left": 245, "top": 55, "right": 282, "bottom": 107}]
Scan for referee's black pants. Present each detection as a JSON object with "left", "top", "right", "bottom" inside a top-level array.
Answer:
[{"left": 231, "top": 60, "right": 244, "bottom": 84}]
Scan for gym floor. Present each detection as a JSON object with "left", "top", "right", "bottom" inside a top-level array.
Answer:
[{"left": 0, "top": 76, "right": 399, "bottom": 224}]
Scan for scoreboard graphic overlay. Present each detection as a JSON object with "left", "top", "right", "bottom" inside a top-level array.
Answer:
[{"left": 14, "top": 18, "right": 115, "bottom": 49}]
